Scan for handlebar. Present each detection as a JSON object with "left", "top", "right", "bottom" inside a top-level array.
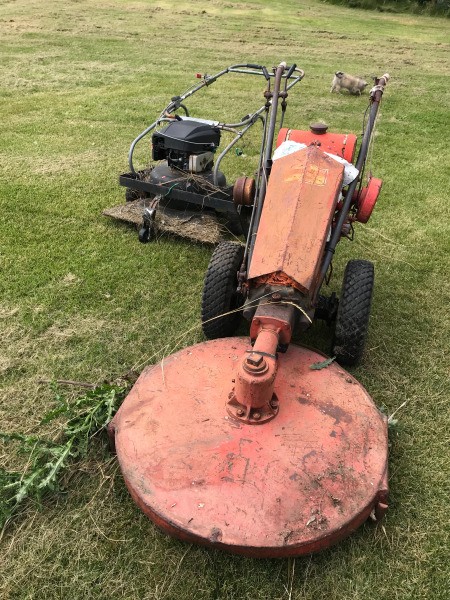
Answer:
[
  {"left": 227, "top": 62, "right": 303, "bottom": 80},
  {"left": 318, "top": 72, "right": 391, "bottom": 287},
  {"left": 128, "top": 61, "right": 305, "bottom": 173},
  {"left": 285, "top": 63, "right": 297, "bottom": 80},
  {"left": 370, "top": 73, "right": 390, "bottom": 102}
]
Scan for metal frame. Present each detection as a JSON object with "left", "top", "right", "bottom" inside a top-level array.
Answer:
[
  {"left": 127, "top": 63, "right": 304, "bottom": 179},
  {"left": 316, "top": 74, "right": 390, "bottom": 293},
  {"left": 118, "top": 172, "right": 234, "bottom": 211},
  {"left": 239, "top": 72, "right": 390, "bottom": 327}
]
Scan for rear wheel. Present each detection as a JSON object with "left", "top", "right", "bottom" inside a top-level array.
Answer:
[
  {"left": 201, "top": 242, "right": 245, "bottom": 339},
  {"left": 332, "top": 259, "right": 374, "bottom": 366},
  {"left": 125, "top": 188, "right": 149, "bottom": 202},
  {"left": 125, "top": 188, "right": 140, "bottom": 202}
]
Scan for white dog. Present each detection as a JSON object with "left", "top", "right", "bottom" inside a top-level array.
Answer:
[{"left": 331, "top": 71, "right": 368, "bottom": 95}]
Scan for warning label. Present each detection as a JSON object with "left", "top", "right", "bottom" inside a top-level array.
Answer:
[{"left": 304, "top": 164, "right": 328, "bottom": 186}]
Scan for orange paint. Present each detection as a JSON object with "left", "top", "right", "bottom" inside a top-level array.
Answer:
[
  {"left": 249, "top": 145, "right": 344, "bottom": 300},
  {"left": 356, "top": 177, "right": 383, "bottom": 223},
  {"left": 109, "top": 338, "right": 389, "bottom": 557},
  {"left": 277, "top": 127, "right": 357, "bottom": 163}
]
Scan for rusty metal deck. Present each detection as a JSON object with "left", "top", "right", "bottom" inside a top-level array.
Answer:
[{"left": 109, "top": 338, "right": 388, "bottom": 557}]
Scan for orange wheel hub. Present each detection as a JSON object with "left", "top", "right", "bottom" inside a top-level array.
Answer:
[{"left": 110, "top": 338, "right": 388, "bottom": 557}]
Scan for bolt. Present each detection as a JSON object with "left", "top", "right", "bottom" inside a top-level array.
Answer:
[
  {"left": 253, "top": 412, "right": 261, "bottom": 421},
  {"left": 270, "top": 400, "right": 278, "bottom": 409},
  {"left": 236, "top": 408, "right": 245, "bottom": 417},
  {"left": 346, "top": 377, "right": 353, "bottom": 384},
  {"left": 247, "top": 353, "right": 263, "bottom": 367},
  {"left": 271, "top": 292, "right": 282, "bottom": 301},
  {"left": 243, "top": 356, "right": 267, "bottom": 374}
]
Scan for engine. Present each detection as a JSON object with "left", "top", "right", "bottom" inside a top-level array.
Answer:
[
  {"left": 152, "top": 119, "right": 221, "bottom": 173},
  {"left": 148, "top": 118, "right": 227, "bottom": 196}
]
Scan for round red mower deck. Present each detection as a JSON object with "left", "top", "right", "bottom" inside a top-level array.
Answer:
[{"left": 110, "top": 338, "right": 388, "bottom": 558}]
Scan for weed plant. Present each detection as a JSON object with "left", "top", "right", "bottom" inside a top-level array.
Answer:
[{"left": 0, "top": 384, "right": 127, "bottom": 529}]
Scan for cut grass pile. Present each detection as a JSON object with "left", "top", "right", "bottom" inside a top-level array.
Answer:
[{"left": 0, "top": 0, "right": 449, "bottom": 598}]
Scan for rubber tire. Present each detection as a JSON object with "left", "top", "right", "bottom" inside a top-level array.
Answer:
[
  {"left": 332, "top": 259, "right": 374, "bottom": 366},
  {"left": 138, "top": 226, "right": 151, "bottom": 243},
  {"left": 222, "top": 211, "right": 243, "bottom": 236},
  {"left": 201, "top": 242, "right": 245, "bottom": 339},
  {"left": 125, "top": 188, "right": 140, "bottom": 202}
]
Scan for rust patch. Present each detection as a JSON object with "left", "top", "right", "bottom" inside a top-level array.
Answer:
[
  {"left": 252, "top": 270, "right": 304, "bottom": 292},
  {"left": 209, "top": 527, "right": 223, "bottom": 542},
  {"left": 320, "top": 403, "right": 352, "bottom": 425},
  {"left": 191, "top": 478, "right": 205, "bottom": 486},
  {"left": 306, "top": 509, "right": 329, "bottom": 530},
  {"left": 297, "top": 396, "right": 352, "bottom": 425}
]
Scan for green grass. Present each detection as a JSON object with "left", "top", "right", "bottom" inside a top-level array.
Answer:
[{"left": 0, "top": 0, "right": 449, "bottom": 598}]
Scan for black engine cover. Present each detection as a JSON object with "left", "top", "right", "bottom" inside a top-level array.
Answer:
[{"left": 152, "top": 120, "right": 221, "bottom": 160}]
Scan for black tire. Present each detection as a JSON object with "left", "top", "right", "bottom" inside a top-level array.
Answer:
[
  {"left": 138, "top": 226, "right": 151, "bottom": 243},
  {"left": 201, "top": 242, "right": 245, "bottom": 339},
  {"left": 222, "top": 211, "right": 244, "bottom": 236},
  {"left": 125, "top": 189, "right": 150, "bottom": 202},
  {"left": 332, "top": 259, "right": 374, "bottom": 366},
  {"left": 125, "top": 188, "right": 140, "bottom": 202}
]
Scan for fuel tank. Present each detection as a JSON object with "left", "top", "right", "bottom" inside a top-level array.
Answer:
[{"left": 277, "top": 126, "right": 357, "bottom": 163}]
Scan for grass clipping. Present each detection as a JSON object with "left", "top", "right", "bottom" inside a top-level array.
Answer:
[
  {"left": 0, "top": 383, "right": 128, "bottom": 530},
  {"left": 103, "top": 199, "right": 224, "bottom": 244}
]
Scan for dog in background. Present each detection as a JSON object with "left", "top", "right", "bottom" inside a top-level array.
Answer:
[{"left": 331, "top": 71, "right": 368, "bottom": 95}]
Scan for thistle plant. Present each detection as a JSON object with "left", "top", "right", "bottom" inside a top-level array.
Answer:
[{"left": 0, "top": 383, "right": 127, "bottom": 529}]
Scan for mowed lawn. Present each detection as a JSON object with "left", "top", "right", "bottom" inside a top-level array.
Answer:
[{"left": 0, "top": 0, "right": 449, "bottom": 598}]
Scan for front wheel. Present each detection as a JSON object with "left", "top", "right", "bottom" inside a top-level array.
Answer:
[
  {"left": 201, "top": 242, "right": 245, "bottom": 339},
  {"left": 138, "top": 226, "right": 150, "bottom": 243},
  {"left": 332, "top": 259, "right": 374, "bottom": 366}
]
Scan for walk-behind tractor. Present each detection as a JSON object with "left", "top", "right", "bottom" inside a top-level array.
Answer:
[{"left": 109, "top": 64, "right": 391, "bottom": 557}]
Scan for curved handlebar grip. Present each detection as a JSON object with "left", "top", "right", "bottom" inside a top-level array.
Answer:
[
  {"left": 285, "top": 63, "right": 297, "bottom": 79},
  {"left": 246, "top": 63, "right": 264, "bottom": 70},
  {"left": 370, "top": 73, "right": 390, "bottom": 101}
]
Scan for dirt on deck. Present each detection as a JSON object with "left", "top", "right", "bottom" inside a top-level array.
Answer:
[{"left": 103, "top": 199, "right": 226, "bottom": 245}]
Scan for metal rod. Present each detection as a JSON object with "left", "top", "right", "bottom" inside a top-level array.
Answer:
[
  {"left": 128, "top": 64, "right": 304, "bottom": 175},
  {"left": 317, "top": 74, "right": 390, "bottom": 286},
  {"left": 128, "top": 122, "right": 158, "bottom": 173},
  {"left": 241, "top": 111, "right": 269, "bottom": 267},
  {"left": 247, "top": 62, "right": 287, "bottom": 265},
  {"left": 213, "top": 116, "right": 264, "bottom": 185}
]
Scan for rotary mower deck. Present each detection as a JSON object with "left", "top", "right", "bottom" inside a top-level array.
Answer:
[{"left": 109, "top": 64, "right": 391, "bottom": 557}]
